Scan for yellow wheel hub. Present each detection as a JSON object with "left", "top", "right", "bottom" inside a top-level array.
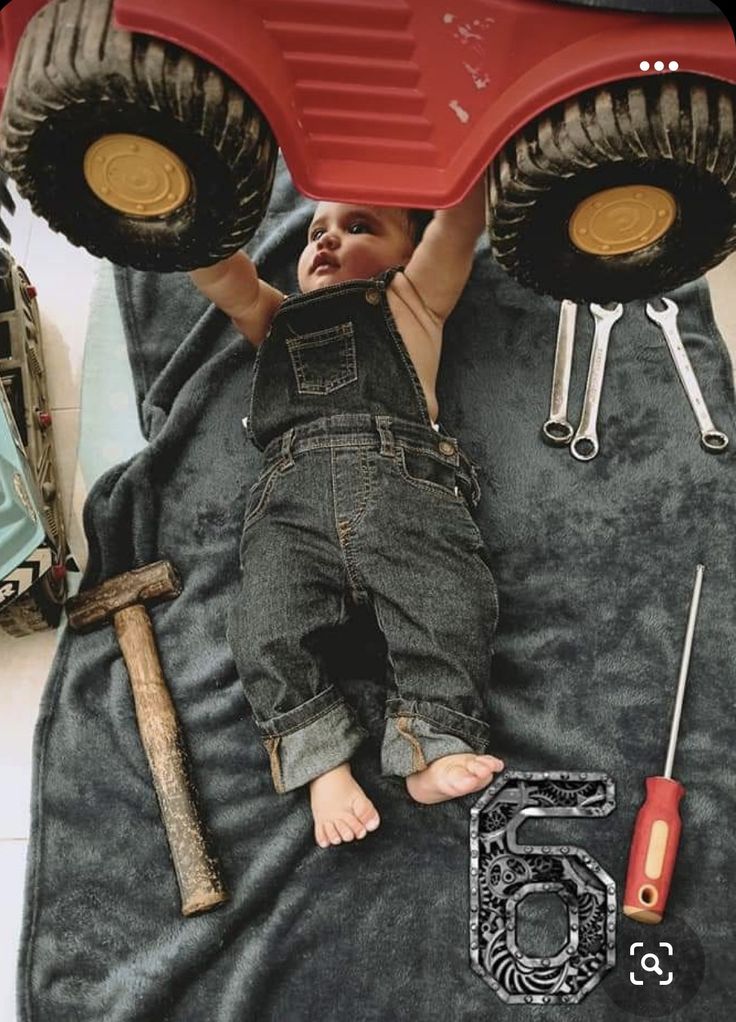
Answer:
[
  {"left": 83, "top": 133, "right": 191, "bottom": 217},
  {"left": 569, "top": 184, "right": 677, "bottom": 256}
]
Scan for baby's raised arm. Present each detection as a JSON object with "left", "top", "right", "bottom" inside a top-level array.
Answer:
[
  {"left": 403, "top": 178, "right": 486, "bottom": 323},
  {"left": 190, "top": 251, "right": 284, "bottom": 347}
]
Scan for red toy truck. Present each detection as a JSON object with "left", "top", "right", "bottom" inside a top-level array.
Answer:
[{"left": 0, "top": 0, "right": 733, "bottom": 301}]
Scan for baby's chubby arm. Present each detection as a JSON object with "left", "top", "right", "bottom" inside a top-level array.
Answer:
[
  {"left": 189, "top": 251, "right": 284, "bottom": 347},
  {"left": 403, "top": 177, "right": 486, "bottom": 323}
]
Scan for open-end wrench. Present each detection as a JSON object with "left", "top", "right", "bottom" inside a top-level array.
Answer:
[
  {"left": 570, "top": 302, "right": 624, "bottom": 461},
  {"left": 542, "top": 299, "right": 577, "bottom": 446},
  {"left": 645, "top": 297, "right": 729, "bottom": 454}
]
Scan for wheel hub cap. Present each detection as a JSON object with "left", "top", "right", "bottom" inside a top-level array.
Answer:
[
  {"left": 569, "top": 184, "right": 677, "bottom": 256},
  {"left": 83, "top": 133, "right": 191, "bottom": 216}
]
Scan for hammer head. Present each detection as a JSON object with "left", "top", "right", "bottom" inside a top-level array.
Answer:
[{"left": 66, "top": 561, "right": 182, "bottom": 632}]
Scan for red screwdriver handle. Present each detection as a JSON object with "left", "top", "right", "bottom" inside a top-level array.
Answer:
[{"left": 623, "top": 776, "right": 685, "bottom": 924}]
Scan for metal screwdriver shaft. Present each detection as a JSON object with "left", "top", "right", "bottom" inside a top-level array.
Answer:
[
  {"left": 623, "top": 564, "right": 705, "bottom": 924},
  {"left": 664, "top": 564, "right": 704, "bottom": 779}
]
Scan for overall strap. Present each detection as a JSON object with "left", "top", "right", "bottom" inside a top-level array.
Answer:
[{"left": 376, "top": 265, "right": 404, "bottom": 288}]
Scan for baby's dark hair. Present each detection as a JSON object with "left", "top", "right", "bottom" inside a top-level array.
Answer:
[{"left": 406, "top": 208, "right": 434, "bottom": 246}]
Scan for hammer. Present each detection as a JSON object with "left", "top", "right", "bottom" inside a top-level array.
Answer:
[{"left": 66, "top": 560, "right": 227, "bottom": 917}]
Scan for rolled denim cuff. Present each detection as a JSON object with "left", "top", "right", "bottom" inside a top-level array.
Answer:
[
  {"left": 254, "top": 685, "right": 367, "bottom": 793},
  {"left": 381, "top": 698, "right": 491, "bottom": 777}
]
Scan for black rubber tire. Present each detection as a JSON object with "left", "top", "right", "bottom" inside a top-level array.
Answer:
[
  {"left": 489, "top": 75, "right": 736, "bottom": 301},
  {"left": 0, "top": 572, "right": 65, "bottom": 638},
  {"left": 0, "top": 0, "right": 277, "bottom": 270}
]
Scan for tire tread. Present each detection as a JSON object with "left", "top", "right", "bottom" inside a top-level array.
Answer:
[
  {"left": 0, "top": 575, "right": 64, "bottom": 638},
  {"left": 489, "top": 74, "right": 736, "bottom": 299},
  {"left": 0, "top": 0, "right": 276, "bottom": 270}
]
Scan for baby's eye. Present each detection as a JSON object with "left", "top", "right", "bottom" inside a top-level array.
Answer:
[
  {"left": 348, "top": 221, "right": 371, "bottom": 234},
  {"left": 310, "top": 228, "right": 325, "bottom": 241}
]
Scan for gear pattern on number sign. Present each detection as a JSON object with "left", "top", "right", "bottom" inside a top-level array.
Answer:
[{"left": 470, "top": 771, "right": 617, "bottom": 1005}]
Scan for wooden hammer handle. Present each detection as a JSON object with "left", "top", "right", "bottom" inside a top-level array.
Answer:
[{"left": 114, "top": 604, "right": 227, "bottom": 916}]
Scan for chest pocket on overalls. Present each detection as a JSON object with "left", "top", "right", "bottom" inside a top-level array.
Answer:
[{"left": 286, "top": 322, "right": 357, "bottom": 396}]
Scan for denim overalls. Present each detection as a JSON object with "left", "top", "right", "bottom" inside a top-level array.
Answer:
[{"left": 227, "top": 268, "right": 499, "bottom": 792}]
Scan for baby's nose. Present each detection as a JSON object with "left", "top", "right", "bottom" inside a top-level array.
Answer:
[{"left": 317, "top": 231, "right": 339, "bottom": 250}]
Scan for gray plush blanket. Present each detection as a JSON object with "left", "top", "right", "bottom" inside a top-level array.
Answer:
[{"left": 19, "top": 162, "right": 736, "bottom": 1021}]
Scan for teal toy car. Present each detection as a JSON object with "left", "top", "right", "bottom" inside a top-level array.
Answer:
[{"left": 0, "top": 244, "right": 69, "bottom": 636}]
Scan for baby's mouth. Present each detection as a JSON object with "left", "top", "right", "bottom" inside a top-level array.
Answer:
[{"left": 312, "top": 253, "right": 339, "bottom": 272}]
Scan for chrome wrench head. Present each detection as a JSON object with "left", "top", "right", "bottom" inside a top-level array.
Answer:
[
  {"left": 698, "top": 430, "right": 729, "bottom": 453},
  {"left": 645, "top": 296, "right": 686, "bottom": 363},
  {"left": 646, "top": 297, "right": 730, "bottom": 454},
  {"left": 542, "top": 300, "right": 578, "bottom": 447},
  {"left": 570, "top": 302, "right": 624, "bottom": 462},
  {"left": 644, "top": 295, "right": 678, "bottom": 328},
  {"left": 542, "top": 419, "right": 575, "bottom": 445}
]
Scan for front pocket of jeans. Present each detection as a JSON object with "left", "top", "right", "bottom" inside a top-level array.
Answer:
[
  {"left": 243, "top": 463, "right": 283, "bottom": 528},
  {"left": 397, "top": 446, "right": 460, "bottom": 501},
  {"left": 287, "top": 322, "right": 357, "bottom": 395}
]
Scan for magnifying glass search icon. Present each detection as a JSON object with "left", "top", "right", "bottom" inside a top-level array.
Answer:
[{"left": 640, "top": 953, "right": 663, "bottom": 976}]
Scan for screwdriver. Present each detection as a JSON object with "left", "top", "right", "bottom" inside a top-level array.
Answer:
[{"left": 623, "top": 564, "right": 704, "bottom": 924}]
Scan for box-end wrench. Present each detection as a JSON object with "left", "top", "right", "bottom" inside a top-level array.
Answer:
[
  {"left": 542, "top": 299, "right": 577, "bottom": 446},
  {"left": 645, "top": 297, "right": 729, "bottom": 454},
  {"left": 570, "top": 302, "right": 624, "bottom": 461}
]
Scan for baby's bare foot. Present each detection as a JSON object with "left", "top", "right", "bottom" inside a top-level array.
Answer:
[
  {"left": 405, "top": 753, "right": 504, "bottom": 805},
  {"left": 310, "top": 763, "right": 381, "bottom": 848}
]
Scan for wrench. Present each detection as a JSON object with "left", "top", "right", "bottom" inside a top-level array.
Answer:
[
  {"left": 570, "top": 302, "right": 624, "bottom": 461},
  {"left": 645, "top": 297, "right": 729, "bottom": 454},
  {"left": 542, "top": 299, "right": 577, "bottom": 446}
]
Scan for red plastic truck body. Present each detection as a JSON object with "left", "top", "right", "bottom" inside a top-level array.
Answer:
[{"left": 0, "top": 0, "right": 733, "bottom": 207}]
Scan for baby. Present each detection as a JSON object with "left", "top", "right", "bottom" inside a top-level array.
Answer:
[{"left": 190, "top": 182, "right": 504, "bottom": 848}]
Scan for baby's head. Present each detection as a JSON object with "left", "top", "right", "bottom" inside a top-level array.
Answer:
[{"left": 297, "top": 202, "right": 430, "bottom": 293}]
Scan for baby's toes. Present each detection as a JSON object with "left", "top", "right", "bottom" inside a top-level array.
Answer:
[
  {"left": 343, "top": 811, "right": 370, "bottom": 840},
  {"left": 315, "top": 823, "right": 329, "bottom": 849},
  {"left": 335, "top": 817, "right": 356, "bottom": 842},
  {"left": 352, "top": 794, "right": 381, "bottom": 833},
  {"left": 466, "top": 757, "right": 498, "bottom": 780},
  {"left": 324, "top": 821, "right": 343, "bottom": 846}
]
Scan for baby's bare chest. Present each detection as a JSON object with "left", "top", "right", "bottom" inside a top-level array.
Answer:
[{"left": 385, "top": 278, "right": 443, "bottom": 398}]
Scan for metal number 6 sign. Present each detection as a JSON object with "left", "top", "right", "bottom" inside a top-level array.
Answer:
[{"left": 470, "top": 771, "right": 617, "bottom": 1005}]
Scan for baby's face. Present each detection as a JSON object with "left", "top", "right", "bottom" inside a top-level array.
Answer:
[{"left": 297, "top": 203, "right": 415, "bottom": 292}]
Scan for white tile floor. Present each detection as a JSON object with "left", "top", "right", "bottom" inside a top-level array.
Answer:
[
  {"left": 0, "top": 193, "right": 734, "bottom": 1021},
  {"left": 0, "top": 188, "right": 101, "bottom": 1022}
]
